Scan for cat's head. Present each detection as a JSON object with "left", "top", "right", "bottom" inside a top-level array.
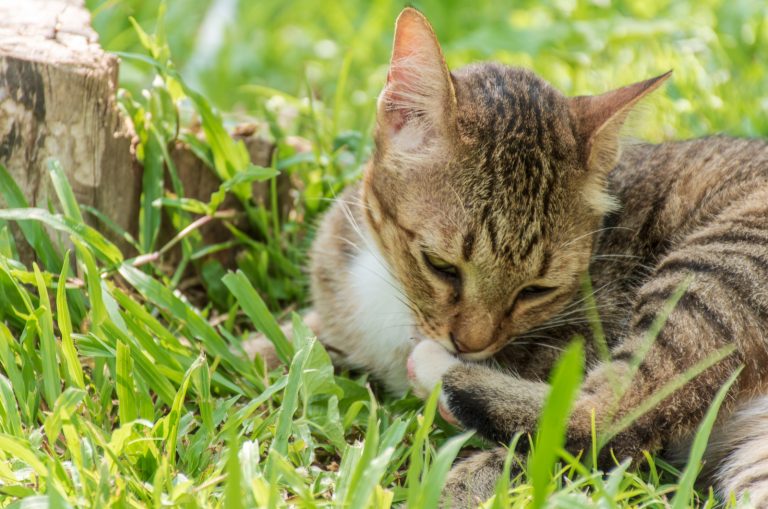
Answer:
[{"left": 361, "top": 8, "right": 669, "bottom": 359}]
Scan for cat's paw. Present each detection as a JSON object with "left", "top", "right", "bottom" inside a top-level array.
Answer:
[
  {"left": 407, "top": 340, "right": 459, "bottom": 395},
  {"left": 407, "top": 340, "right": 460, "bottom": 424},
  {"left": 241, "top": 334, "right": 282, "bottom": 370}
]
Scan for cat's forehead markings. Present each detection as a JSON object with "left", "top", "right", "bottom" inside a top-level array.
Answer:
[
  {"left": 366, "top": 177, "right": 417, "bottom": 240},
  {"left": 462, "top": 230, "right": 476, "bottom": 261}
]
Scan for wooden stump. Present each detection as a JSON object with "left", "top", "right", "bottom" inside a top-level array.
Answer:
[
  {"left": 0, "top": 0, "right": 139, "bottom": 259},
  {"left": 0, "top": 0, "right": 291, "bottom": 269}
]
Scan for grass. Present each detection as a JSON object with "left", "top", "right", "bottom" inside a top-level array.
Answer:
[{"left": 0, "top": 0, "right": 764, "bottom": 507}]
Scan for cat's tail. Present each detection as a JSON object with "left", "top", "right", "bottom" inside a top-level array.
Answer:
[{"left": 704, "top": 394, "right": 768, "bottom": 506}]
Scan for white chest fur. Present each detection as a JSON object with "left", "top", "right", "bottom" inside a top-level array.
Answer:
[{"left": 343, "top": 241, "right": 416, "bottom": 394}]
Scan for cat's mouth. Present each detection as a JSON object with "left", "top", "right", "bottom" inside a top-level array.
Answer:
[
  {"left": 457, "top": 345, "right": 501, "bottom": 361},
  {"left": 430, "top": 336, "right": 500, "bottom": 361}
]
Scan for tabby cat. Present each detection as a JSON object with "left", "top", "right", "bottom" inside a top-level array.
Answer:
[{"left": 250, "top": 7, "right": 768, "bottom": 506}]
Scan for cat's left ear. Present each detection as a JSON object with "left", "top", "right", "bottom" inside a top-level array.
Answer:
[
  {"left": 570, "top": 71, "right": 672, "bottom": 173},
  {"left": 377, "top": 8, "right": 458, "bottom": 154}
]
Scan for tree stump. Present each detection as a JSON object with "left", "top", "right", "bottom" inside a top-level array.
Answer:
[
  {"left": 0, "top": 0, "right": 139, "bottom": 259},
  {"left": 0, "top": 0, "right": 292, "bottom": 270}
]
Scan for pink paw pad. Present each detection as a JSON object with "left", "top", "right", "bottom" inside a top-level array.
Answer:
[
  {"left": 438, "top": 400, "right": 459, "bottom": 426},
  {"left": 407, "top": 353, "right": 417, "bottom": 381}
]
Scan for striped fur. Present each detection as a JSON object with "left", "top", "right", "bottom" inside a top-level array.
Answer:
[{"left": 300, "top": 8, "right": 768, "bottom": 506}]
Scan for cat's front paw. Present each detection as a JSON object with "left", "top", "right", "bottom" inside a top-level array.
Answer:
[{"left": 407, "top": 340, "right": 460, "bottom": 424}]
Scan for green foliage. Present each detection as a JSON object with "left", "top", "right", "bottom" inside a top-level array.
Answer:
[
  {"left": 671, "top": 368, "right": 742, "bottom": 509},
  {"left": 0, "top": 0, "right": 762, "bottom": 507},
  {"left": 529, "top": 340, "right": 585, "bottom": 509},
  {"left": 88, "top": 0, "right": 768, "bottom": 139}
]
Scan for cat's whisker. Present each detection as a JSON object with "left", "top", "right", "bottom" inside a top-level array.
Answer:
[
  {"left": 553, "top": 280, "right": 617, "bottom": 316},
  {"left": 561, "top": 226, "right": 634, "bottom": 248},
  {"left": 448, "top": 182, "right": 469, "bottom": 217},
  {"left": 508, "top": 340, "right": 566, "bottom": 353},
  {"left": 526, "top": 317, "right": 623, "bottom": 333},
  {"left": 591, "top": 253, "right": 641, "bottom": 260},
  {"left": 318, "top": 196, "right": 374, "bottom": 212},
  {"left": 512, "top": 334, "right": 557, "bottom": 342},
  {"left": 337, "top": 200, "right": 408, "bottom": 288},
  {"left": 379, "top": 323, "right": 421, "bottom": 332}
]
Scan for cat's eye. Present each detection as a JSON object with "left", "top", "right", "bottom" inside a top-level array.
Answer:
[
  {"left": 516, "top": 285, "right": 557, "bottom": 300},
  {"left": 423, "top": 252, "right": 459, "bottom": 277}
]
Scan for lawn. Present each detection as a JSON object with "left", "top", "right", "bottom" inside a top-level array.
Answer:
[{"left": 0, "top": 0, "right": 765, "bottom": 507}]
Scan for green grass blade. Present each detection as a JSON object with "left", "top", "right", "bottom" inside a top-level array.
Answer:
[
  {"left": 81, "top": 204, "right": 140, "bottom": 251},
  {"left": 270, "top": 340, "right": 308, "bottom": 457},
  {"left": 530, "top": 339, "right": 585, "bottom": 509},
  {"left": 0, "top": 323, "right": 29, "bottom": 422},
  {"left": 100, "top": 322, "right": 178, "bottom": 406},
  {"left": 194, "top": 357, "right": 214, "bottom": 432},
  {"left": 224, "top": 428, "right": 245, "bottom": 509},
  {"left": 165, "top": 354, "right": 205, "bottom": 467},
  {"left": 115, "top": 341, "right": 139, "bottom": 426},
  {"left": 43, "top": 388, "right": 85, "bottom": 459},
  {"left": 139, "top": 127, "right": 165, "bottom": 254},
  {"left": 47, "top": 160, "right": 84, "bottom": 223},
  {"left": 0, "top": 165, "right": 61, "bottom": 270},
  {"left": 601, "top": 344, "right": 736, "bottom": 447},
  {"left": 406, "top": 383, "right": 443, "bottom": 507},
  {"left": 415, "top": 431, "right": 474, "bottom": 509},
  {"left": 222, "top": 270, "right": 293, "bottom": 364},
  {"left": 671, "top": 366, "right": 743, "bottom": 509},
  {"left": 0, "top": 433, "right": 47, "bottom": 477},
  {"left": 119, "top": 264, "right": 252, "bottom": 377},
  {"left": 55, "top": 251, "right": 84, "bottom": 389},
  {"left": 33, "top": 263, "right": 62, "bottom": 408},
  {"left": 0, "top": 208, "right": 122, "bottom": 267},
  {"left": 342, "top": 392, "right": 381, "bottom": 508},
  {"left": 0, "top": 374, "right": 22, "bottom": 436},
  {"left": 73, "top": 240, "right": 108, "bottom": 327}
]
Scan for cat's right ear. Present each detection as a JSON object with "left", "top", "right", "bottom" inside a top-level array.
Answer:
[
  {"left": 377, "top": 8, "right": 457, "bottom": 154},
  {"left": 570, "top": 71, "right": 672, "bottom": 173}
]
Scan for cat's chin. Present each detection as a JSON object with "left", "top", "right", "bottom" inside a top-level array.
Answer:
[{"left": 456, "top": 348, "right": 498, "bottom": 362}]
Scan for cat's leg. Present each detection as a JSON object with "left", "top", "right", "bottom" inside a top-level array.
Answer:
[
  {"left": 240, "top": 310, "right": 323, "bottom": 369},
  {"left": 442, "top": 447, "right": 516, "bottom": 508}
]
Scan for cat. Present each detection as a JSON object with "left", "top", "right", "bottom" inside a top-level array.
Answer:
[{"left": 247, "top": 7, "right": 768, "bottom": 506}]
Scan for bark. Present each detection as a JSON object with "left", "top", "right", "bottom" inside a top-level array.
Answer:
[{"left": 0, "top": 0, "right": 140, "bottom": 259}]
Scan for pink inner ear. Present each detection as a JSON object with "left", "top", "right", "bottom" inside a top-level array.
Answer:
[
  {"left": 384, "top": 58, "right": 422, "bottom": 133},
  {"left": 379, "top": 8, "right": 455, "bottom": 145},
  {"left": 382, "top": 79, "right": 409, "bottom": 133}
]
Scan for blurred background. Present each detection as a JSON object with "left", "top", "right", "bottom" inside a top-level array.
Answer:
[{"left": 87, "top": 0, "right": 768, "bottom": 138}]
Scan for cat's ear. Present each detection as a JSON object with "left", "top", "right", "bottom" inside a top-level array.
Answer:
[
  {"left": 570, "top": 71, "right": 672, "bottom": 172},
  {"left": 377, "top": 8, "right": 457, "bottom": 153}
]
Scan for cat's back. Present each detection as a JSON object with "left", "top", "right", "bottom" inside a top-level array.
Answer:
[
  {"left": 600, "top": 136, "right": 768, "bottom": 255},
  {"left": 612, "top": 136, "right": 768, "bottom": 224},
  {"left": 589, "top": 136, "right": 768, "bottom": 324}
]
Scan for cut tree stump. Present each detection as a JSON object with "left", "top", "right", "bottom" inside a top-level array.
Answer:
[
  {"left": 0, "top": 0, "right": 140, "bottom": 259},
  {"left": 0, "top": 0, "right": 292, "bottom": 270}
]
